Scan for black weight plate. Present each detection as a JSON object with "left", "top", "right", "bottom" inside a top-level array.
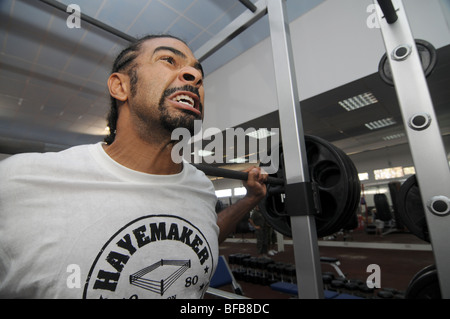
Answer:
[
  {"left": 397, "top": 175, "right": 430, "bottom": 242},
  {"left": 330, "top": 144, "right": 361, "bottom": 232},
  {"left": 406, "top": 266, "right": 441, "bottom": 299},
  {"left": 416, "top": 39, "right": 438, "bottom": 78},
  {"left": 306, "top": 136, "right": 352, "bottom": 236},
  {"left": 259, "top": 148, "right": 292, "bottom": 237},
  {"left": 259, "top": 135, "right": 360, "bottom": 238},
  {"left": 343, "top": 212, "right": 359, "bottom": 231},
  {"left": 374, "top": 193, "right": 393, "bottom": 222},
  {"left": 378, "top": 39, "right": 438, "bottom": 86},
  {"left": 318, "top": 137, "right": 361, "bottom": 235},
  {"left": 315, "top": 142, "right": 358, "bottom": 235},
  {"left": 408, "top": 265, "right": 436, "bottom": 289},
  {"left": 379, "top": 54, "right": 393, "bottom": 86}
]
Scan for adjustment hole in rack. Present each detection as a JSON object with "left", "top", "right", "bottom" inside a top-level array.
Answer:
[
  {"left": 395, "top": 47, "right": 408, "bottom": 58},
  {"left": 392, "top": 44, "right": 411, "bottom": 61},
  {"left": 428, "top": 196, "right": 450, "bottom": 216},
  {"left": 412, "top": 115, "right": 427, "bottom": 127},
  {"left": 409, "top": 113, "right": 431, "bottom": 131},
  {"left": 432, "top": 200, "right": 448, "bottom": 214}
]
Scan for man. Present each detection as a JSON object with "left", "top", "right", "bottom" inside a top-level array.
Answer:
[
  {"left": 248, "top": 206, "right": 270, "bottom": 257},
  {"left": 0, "top": 35, "right": 267, "bottom": 299}
]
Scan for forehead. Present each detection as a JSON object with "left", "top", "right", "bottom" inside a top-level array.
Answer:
[{"left": 140, "top": 37, "right": 195, "bottom": 60}]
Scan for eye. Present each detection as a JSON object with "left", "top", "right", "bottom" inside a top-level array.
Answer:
[{"left": 161, "top": 56, "right": 175, "bottom": 65}]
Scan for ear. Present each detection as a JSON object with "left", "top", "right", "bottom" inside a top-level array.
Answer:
[{"left": 108, "top": 73, "right": 129, "bottom": 102}]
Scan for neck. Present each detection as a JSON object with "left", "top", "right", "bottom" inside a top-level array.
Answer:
[{"left": 103, "top": 129, "right": 182, "bottom": 175}]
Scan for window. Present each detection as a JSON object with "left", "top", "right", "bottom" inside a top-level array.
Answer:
[
  {"left": 374, "top": 167, "right": 404, "bottom": 180},
  {"left": 358, "top": 173, "right": 369, "bottom": 181},
  {"left": 403, "top": 166, "right": 416, "bottom": 175},
  {"left": 234, "top": 187, "right": 247, "bottom": 196},
  {"left": 215, "top": 189, "right": 232, "bottom": 198}
]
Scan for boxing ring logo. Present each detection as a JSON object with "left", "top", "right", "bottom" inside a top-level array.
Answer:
[
  {"left": 82, "top": 215, "right": 215, "bottom": 299},
  {"left": 129, "top": 259, "right": 191, "bottom": 296}
]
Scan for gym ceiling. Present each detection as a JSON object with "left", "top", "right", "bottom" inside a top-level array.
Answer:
[{"left": 0, "top": 0, "right": 449, "bottom": 162}]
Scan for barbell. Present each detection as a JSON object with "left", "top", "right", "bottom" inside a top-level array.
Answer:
[
  {"left": 194, "top": 135, "right": 361, "bottom": 238},
  {"left": 258, "top": 135, "right": 361, "bottom": 238},
  {"left": 192, "top": 164, "right": 284, "bottom": 186}
]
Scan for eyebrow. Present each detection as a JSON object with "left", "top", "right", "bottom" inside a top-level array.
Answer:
[{"left": 153, "top": 46, "right": 204, "bottom": 77}]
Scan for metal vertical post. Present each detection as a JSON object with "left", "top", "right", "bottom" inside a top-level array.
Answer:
[
  {"left": 267, "top": 0, "right": 324, "bottom": 299},
  {"left": 374, "top": 0, "right": 450, "bottom": 298}
]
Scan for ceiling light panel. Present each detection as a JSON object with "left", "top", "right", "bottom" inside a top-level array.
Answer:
[
  {"left": 383, "top": 133, "right": 405, "bottom": 141},
  {"left": 338, "top": 92, "right": 378, "bottom": 111},
  {"left": 365, "top": 118, "right": 397, "bottom": 130}
]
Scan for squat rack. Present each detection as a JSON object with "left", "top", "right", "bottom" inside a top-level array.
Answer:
[
  {"left": 38, "top": 0, "right": 450, "bottom": 298},
  {"left": 198, "top": 0, "right": 450, "bottom": 299},
  {"left": 373, "top": 0, "right": 450, "bottom": 298},
  {"left": 196, "top": 0, "right": 324, "bottom": 299}
]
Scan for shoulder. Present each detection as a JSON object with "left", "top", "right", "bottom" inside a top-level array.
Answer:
[
  {"left": 0, "top": 144, "right": 95, "bottom": 179},
  {"left": 183, "top": 162, "right": 217, "bottom": 196},
  {"left": 184, "top": 162, "right": 213, "bottom": 183},
  {"left": 0, "top": 152, "right": 43, "bottom": 178}
]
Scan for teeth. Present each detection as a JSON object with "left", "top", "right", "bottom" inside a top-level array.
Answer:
[{"left": 173, "top": 94, "right": 195, "bottom": 108}]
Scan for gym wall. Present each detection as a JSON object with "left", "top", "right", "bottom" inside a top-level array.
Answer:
[{"left": 202, "top": 0, "right": 450, "bottom": 135}]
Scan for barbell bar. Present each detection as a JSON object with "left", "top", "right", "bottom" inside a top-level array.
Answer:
[
  {"left": 257, "top": 135, "right": 361, "bottom": 238},
  {"left": 193, "top": 135, "right": 361, "bottom": 239},
  {"left": 192, "top": 163, "right": 285, "bottom": 186}
]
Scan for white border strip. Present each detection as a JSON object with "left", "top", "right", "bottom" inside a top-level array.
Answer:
[
  {"left": 224, "top": 238, "right": 432, "bottom": 251},
  {"left": 317, "top": 240, "right": 432, "bottom": 251}
]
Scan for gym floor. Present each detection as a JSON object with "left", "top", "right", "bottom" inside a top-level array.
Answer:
[{"left": 212, "top": 229, "right": 435, "bottom": 299}]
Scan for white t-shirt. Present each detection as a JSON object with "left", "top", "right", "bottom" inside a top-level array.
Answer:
[{"left": 0, "top": 143, "right": 219, "bottom": 299}]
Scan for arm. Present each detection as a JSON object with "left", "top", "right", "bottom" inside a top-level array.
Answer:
[
  {"left": 248, "top": 217, "right": 260, "bottom": 230},
  {"left": 216, "top": 167, "right": 267, "bottom": 244}
]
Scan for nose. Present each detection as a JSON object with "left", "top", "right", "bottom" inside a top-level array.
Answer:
[{"left": 179, "top": 67, "right": 203, "bottom": 87}]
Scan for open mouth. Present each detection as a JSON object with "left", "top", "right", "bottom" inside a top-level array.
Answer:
[
  {"left": 168, "top": 91, "right": 201, "bottom": 116},
  {"left": 172, "top": 94, "right": 195, "bottom": 108}
]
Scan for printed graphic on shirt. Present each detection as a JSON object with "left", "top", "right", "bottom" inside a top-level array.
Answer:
[{"left": 82, "top": 215, "right": 214, "bottom": 299}]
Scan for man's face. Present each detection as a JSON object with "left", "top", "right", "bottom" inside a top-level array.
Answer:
[{"left": 126, "top": 37, "right": 204, "bottom": 137}]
